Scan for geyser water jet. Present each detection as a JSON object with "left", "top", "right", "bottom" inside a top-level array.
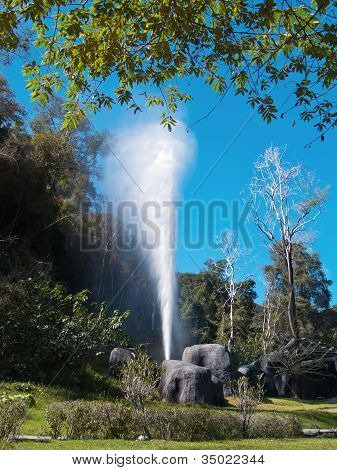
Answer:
[{"left": 105, "top": 122, "right": 194, "bottom": 359}]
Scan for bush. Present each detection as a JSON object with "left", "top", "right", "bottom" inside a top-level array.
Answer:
[
  {"left": 143, "top": 409, "right": 302, "bottom": 440},
  {"left": 46, "top": 401, "right": 303, "bottom": 441},
  {"left": 141, "top": 408, "right": 243, "bottom": 441},
  {"left": 46, "top": 401, "right": 132, "bottom": 439},
  {"left": 0, "top": 401, "right": 26, "bottom": 440},
  {"left": 45, "top": 403, "right": 66, "bottom": 438},
  {"left": 0, "top": 440, "right": 16, "bottom": 449},
  {"left": 248, "top": 413, "right": 302, "bottom": 438}
]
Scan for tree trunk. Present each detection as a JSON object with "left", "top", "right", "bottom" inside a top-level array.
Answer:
[
  {"left": 284, "top": 243, "right": 302, "bottom": 397},
  {"left": 228, "top": 300, "right": 234, "bottom": 353},
  {"left": 285, "top": 244, "right": 299, "bottom": 341}
]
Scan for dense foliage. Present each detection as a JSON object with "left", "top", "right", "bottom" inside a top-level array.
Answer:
[
  {"left": 2, "top": 1, "right": 337, "bottom": 139},
  {"left": 178, "top": 266, "right": 257, "bottom": 346},
  {"left": 0, "top": 76, "right": 133, "bottom": 384},
  {"left": 0, "top": 276, "right": 128, "bottom": 383},
  {"left": 0, "top": 76, "right": 103, "bottom": 292}
]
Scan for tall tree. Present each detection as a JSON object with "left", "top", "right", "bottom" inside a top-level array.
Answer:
[
  {"left": 264, "top": 242, "right": 334, "bottom": 344},
  {"left": 0, "top": 77, "right": 103, "bottom": 288},
  {"left": 2, "top": 1, "right": 337, "bottom": 137},
  {"left": 250, "top": 147, "right": 328, "bottom": 341}
]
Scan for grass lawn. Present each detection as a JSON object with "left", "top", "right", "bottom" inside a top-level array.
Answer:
[
  {"left": 1, "top": 382, "right": 337, "bottom": 450},
  {"left": 13, "top": 438, "right": 337, "bottom": 450}
]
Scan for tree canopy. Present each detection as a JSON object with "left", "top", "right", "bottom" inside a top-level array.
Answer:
[
  {"left": 178, "top": 264, "right": 257, "bottom": 348},
  {"left": 1, "top": 0, "right": 337, "bottom": 137}
]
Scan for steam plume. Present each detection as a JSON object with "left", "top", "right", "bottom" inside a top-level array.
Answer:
[{"left": 105, "top": 121, "right": 193, "bottom": 359}]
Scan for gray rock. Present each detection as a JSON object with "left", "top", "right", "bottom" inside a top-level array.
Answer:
[
  {"left": 211, "top": 375, "right": 227, "bottom": 404},
  {"left": 237, "top": 360, "right": 278, "bottom": 396},
  {"left": 327, "top": 396, "right": 337, "bottom": 404},
  {"left": 238, "top": 360, "right": 261, "bottom": 377},
  {"left": 182, "top": 344, "right": 232, "bottom": 382},
  {"left": 109, "top": 347, "right": 135, "bottom": 376},
  {"left": 159, "top": 360, "right": 225, "bottom": 406},
  {"left": 238, "top": 339, "right": 337, "bottom": 399}
]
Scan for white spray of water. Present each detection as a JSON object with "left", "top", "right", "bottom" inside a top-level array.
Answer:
[{"left": 105, "top": 122, "right": 194, "bottom": 359}]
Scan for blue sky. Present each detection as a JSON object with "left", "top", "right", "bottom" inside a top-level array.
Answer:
[{"left": 3, "top": 61, "right": 337, "bottom": 304}]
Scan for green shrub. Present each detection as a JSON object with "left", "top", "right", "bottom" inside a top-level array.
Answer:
[
  {"left": 45, "top": 403, "right": 66, "bottom": 439},
  {"left": 0, "top": 401, "right": 26, "bottom": 440},
  {"left": 144, "top": 409, "right": 302, "bottom": 441},
  {"left": 141, "top": 408, "right": 243, "bottom": 441},
  {"left": 249, "top": 413, "right": 302, "bottom": 438},
  {"left": 46, "top": 401, "right": 132, "bottom": 439},
  {"left": 46, "top": 401, "right": 243, "bottom": 441},
  {"left": 46, "top": 401, "right": 303, "bottom": 441}
]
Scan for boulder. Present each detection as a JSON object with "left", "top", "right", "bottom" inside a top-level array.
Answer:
[
  {"left": 238, "top": 360, "right": 279, "bottom": 396},
  {"left": 238, "top": 360, "right": 261, "bottom": 377},
  {"left": 109, "top": 347, "right": 135, "bottom": 376},
  {"left": 211, "top": 375, "right": 227, "bottom": 404},
  {"left": 159, "top": 360, "right": 225, "bottom": 406},
  {"left": 182, "top": 344, "right": 232, "bottom": 382}
]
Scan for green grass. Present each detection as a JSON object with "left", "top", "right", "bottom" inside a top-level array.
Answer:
[
  {"left": 13, "top": 438, "right": 337, "bottom": 450},
  {"left": 0, "top": 381, "right": 119, "bottom": 436},
  {"left": 227, "top": 396, "right": 337, "bottom": 429},
  {"left": 1, "top": 381, "right": 337, "bottom": 450}
]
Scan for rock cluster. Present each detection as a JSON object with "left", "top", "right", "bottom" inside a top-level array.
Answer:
[
  {"left": 159, "top": 344, "right": 232, "bottom": 406},
  {"left": 239, "top": 339, "right": 337, "bottom": 399},
  {"left": 109, "top": 339, "right": 337, "bottom": 402}
]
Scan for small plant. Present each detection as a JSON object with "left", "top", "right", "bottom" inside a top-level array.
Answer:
[
  {"left": 120, "top": 349, "right": 161, "bottom": 413},
  {"left": 231, "top": 375, "right": 265, "bottom": 436},
  {"left": 119, "top": 350, "right": 161, "bottom": 438}
]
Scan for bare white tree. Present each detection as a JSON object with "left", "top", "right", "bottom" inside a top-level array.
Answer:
[
  {"left": 262, "top": 276, "right": 284, "bottom": 354},
  {"left": 213, "top": 230, "right": 250, "bottom": 353},
  {"left": 250, "top": 147, "right": 328, "bottom": 341}
]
